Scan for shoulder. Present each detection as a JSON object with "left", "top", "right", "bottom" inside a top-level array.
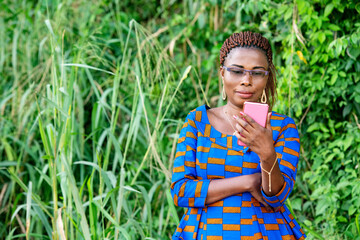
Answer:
[
  {"left": 185, "top": 105, "right": 208, "bottom": 122},
  {"left": 270, "top": 111, "right": 299, "bottom": 136},
  {"left": 206, "top": 106, "right": 223, "bottom": 118},
  {"left": 271, "top": 112, "right": 297, "bottom": 126}
]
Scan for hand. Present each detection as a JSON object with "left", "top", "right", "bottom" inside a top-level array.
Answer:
[
  {"left": 234, "top": 112, "right": 275, "bottom": 159},
  {"left": 246, "top": 173, "right": 272, "bottom": 212}
]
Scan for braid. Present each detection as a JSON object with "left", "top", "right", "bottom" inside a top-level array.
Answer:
[
  {"left": 220, "top": 31, "right": 277, "bottom": 109},
  {"left": 220, "top": 32, "right": 272, "bottom": 66}
]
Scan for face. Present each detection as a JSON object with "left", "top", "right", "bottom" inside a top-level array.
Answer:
[{"left": 220, "top": 47, "right": 269, "bottom": 109}]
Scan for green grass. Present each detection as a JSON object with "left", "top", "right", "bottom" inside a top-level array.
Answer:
[{"left": 0, "top": 1, "right": 187, "bottom": 239}]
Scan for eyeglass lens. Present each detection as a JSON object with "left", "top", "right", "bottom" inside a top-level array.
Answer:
[{"left": 225, "top": 67, "right": 267, "bottom": 80}]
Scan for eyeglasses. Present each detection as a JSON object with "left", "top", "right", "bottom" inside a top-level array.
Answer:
[{"left": 222, "top": 66, "right": 269, "bottom": 81}]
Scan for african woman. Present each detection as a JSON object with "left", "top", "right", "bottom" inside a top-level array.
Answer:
[{"left": 171, "top": 31, "right": 306, "bottom": 240}]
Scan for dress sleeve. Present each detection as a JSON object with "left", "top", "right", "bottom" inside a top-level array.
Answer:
[
  {"left": 262, "top": 116, "right": 300, "bottom": 208},
  {"left": 170, "top": 112, "right": 211, "bottom": 208}
]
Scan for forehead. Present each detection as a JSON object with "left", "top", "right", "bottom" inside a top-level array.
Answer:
[{"left": 225, "top": 47, "right": 268, "bottom": 68}]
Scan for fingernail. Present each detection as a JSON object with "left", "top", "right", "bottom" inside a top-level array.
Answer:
[
  {"left": 233, "top": 115, "right": 238, "bottom": 119},
  {"left": 239, "top": 112, "right": 244, "bottom": 115}
]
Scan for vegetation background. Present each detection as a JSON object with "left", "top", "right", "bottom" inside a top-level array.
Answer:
[{"left": 0, "top": 0, "right": 359, "bottom": 239}]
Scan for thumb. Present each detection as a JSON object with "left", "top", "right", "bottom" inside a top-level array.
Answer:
[{"left": 266, "top": 112, "right": 272, "bottom": 130}]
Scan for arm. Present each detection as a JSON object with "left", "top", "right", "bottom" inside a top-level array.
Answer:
[
  {"left": 234, "top": 113, "right": 300, "bottom": 208},
  {"left": 205, "top": 173, "right": 271, "bottom": 210},
  {"left": 260, "top": 116, "right": 300, "bottom": 208},
  {"left": 171, "top": 111, "right": 270, "bottom": 208},
  {"left": 170, "top": 112, "right": 211, "bottom": 208}
]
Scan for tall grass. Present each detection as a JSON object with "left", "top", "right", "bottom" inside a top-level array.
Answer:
[{"left": 0, "top": 1, "right": 195, "bottom": 239}]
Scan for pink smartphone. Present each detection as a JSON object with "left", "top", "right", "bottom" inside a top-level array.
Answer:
[{"left": 237, "top": 102, "right": 269, "bottom": 146}]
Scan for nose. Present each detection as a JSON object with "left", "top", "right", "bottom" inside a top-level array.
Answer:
[{"left": 240, "top": 72, "right": 252, "bottom": 86}]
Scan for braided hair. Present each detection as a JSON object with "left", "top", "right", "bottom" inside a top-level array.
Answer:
[{"left": 220, "top": 31, "right": 277, "bottom": 109}]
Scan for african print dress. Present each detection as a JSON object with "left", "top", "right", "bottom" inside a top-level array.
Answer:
[{"left": 171, "top": 105, "right": 306, "bottom": 240}]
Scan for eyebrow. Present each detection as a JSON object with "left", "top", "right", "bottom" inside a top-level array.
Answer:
[{"left": 230, "top": 64, "right": 267, "bottom": 70}]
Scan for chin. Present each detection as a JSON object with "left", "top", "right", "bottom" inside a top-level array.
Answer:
[
  {"left": 229, "top": 99, "right": 246, "bottom": 108},
  {"left": 235, "top": 98, "right": 256, "bottom": 105}
]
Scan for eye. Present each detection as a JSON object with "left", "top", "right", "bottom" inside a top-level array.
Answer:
[
  {"left": 252, "top": 71, "right": 264, "bottom": 76},
  {"left": 231, "top": 69, "right": 245, "bottom": 75}
]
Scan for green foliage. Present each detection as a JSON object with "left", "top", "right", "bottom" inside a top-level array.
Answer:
[{"left": 0, "top": 0, "right": 359, "bottom": 239}]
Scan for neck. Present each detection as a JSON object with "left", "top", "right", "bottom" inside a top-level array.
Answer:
[{"left": 225, "top": 102, "right": 244, "bottom": 116}]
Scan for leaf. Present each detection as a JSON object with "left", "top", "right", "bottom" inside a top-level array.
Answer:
[
  {"left": 316, "top": 199, "right": 329, "bottom": 215},
  {"left": 355, "top": 95, "right": 360, "bottom": 103},
  {"left": 56, "top": 208, "right": 66, "bottom": 240},
  {"left": 291, "top": 198, "right": 302, "bottom": 211},
  {"left": 336, "top": 43, "right": 343, "bottom": 56},
  {"left": 337, "top": 181, "right": 350, "bottom": 190},
  {"left": 343, "top": 135, "right": 354, "bottom": 151},
  {"left": 348, "top": 47, "right": 360, "bottom": 60},
  {"left": 1, "top": 138, "right": 15, "bottom": 161},
  {"left": 325, "top": 153, "right": 336, "bottom": 163},
  {"left": 0, "top": 161, "right": 17, "bottom": 167},
  {"left": 343, "top": 104, "right": 352, "bottom": 118},
  {"left": 324, "top": 3, "right": 334, "bottom": 17},
  {"left": 337, "top": 216, "right": 348, "bottom": 223},
  {"left": 328, "top": 24, "right": 341, "bottom": 31},
  {"left": 356, "top": 3, "right": 360, "bottom": 13},
  {"left": 123, "top": 185, "right": 141, "bottom": 193},
  {"left": 319, "top": 123, "right": 329, "bottom": 133},
  {"left": 197, "top": 13, "right": 205, "bottom": 29},
  {"left": 318, "top": 32, "right": 326, "bottom": 43},
  {"left": 169, "top": 39, "right": 176, "bottom": 58},
  {"left": 307, "top": 123, "right": 319, "bottom": 133},
  {"left": 284, "top": 7, "right": 292, "bottom": 21},
  {"left": 330, "top": 72, "right": 338, "bottom": 85},
  {"left": 349, "top": 205, "right": 356, "bottom": 216},
  {"left": 166, "top": 190, "right": 180, "bottom": 226},
  {"left": 356, "top": 213, "right": 360, "bottom": 234},
  {"left": 62, "top": 63, "right": 115, "bottom": 75},
  {"left": 296, "top": 51, "right": 307, "bottom": 64}
]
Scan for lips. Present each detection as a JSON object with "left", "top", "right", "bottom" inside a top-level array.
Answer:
[{"left": 235, "top": 91, "right": 254, "bottom": 99}]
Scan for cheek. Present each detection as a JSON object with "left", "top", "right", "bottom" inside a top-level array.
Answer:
[
  {"left": 257, "top": 78, "right": 268, "bottom": 89},
  {"left": 224, "top": 80, "right": 236, "bottom": 90},
  {"left": 254, "top": 80, "right": 268, "bottom": 95}
]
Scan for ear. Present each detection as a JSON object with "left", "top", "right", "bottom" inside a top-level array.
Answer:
[{"left": 220, "top": 66, "right": 225, "bottom": 79}]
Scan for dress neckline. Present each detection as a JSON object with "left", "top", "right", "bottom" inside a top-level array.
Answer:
[
  {"left": 203, "top": 105, "right": 237, "bottom": 138},
  {"left": 196, "top": 105, "right": 247, "bottom": 151}
]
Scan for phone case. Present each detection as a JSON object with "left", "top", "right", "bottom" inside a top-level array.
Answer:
[{"left": 237, "top": 102, "right": 269, "bottom": 146}]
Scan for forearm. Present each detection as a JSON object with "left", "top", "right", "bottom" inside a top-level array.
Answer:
[
  {"left": 260, "top": 150, "right": 285, "bottom": 196},
  {"left": 205, "top": 175, "right": 253, "bottom": 205}
]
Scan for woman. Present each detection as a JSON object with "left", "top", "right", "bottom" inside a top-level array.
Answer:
[{"left": 171, "top": 31, "right": 306, "bottom": 239}]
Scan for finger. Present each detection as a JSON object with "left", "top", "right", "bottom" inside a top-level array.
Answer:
[
  {"left": 240, "top": 112, "right": 258, "bottom": 128},
  {"left": 253, "top": 194, "right": 271, "bottom": 210},
  {"left": 234, "top": 130, "right": 247, "bottom": 142},
  {"left": 261, "top": 200, "right": 270, "bottom": 209},
  {"left": 266, "top": 112, "right": 272, "bottom": 130},
  {"left": 259, "top": 199, "right": 272, "bottom": 212},
  {"left": 266, "top": 206, "right": 273, "bottom": 212},
  {"left": 234, "top": 131, "right": 252, "bottom": 147},
  {"left": 235, "top": 123, "right": 251, "bottom": 136},
  {"left": 274, "top": 206, "right": 282, "bottom": 212},
  {"left": 233, "top": 115, "right": 254, "bottom": 132}
]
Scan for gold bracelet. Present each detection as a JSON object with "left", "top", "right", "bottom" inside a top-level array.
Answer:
[{"left": 260, "top": 159, "right": 278, "bottom": 193}]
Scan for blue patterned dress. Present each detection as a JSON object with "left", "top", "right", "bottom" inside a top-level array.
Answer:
[{"left": 171, "top": 105, "right": 306, "bottom": 240}]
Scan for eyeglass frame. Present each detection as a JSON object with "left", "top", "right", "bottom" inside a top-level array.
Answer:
[{"left": 222, "top": 66, "right": 269, "bottom": 79}]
